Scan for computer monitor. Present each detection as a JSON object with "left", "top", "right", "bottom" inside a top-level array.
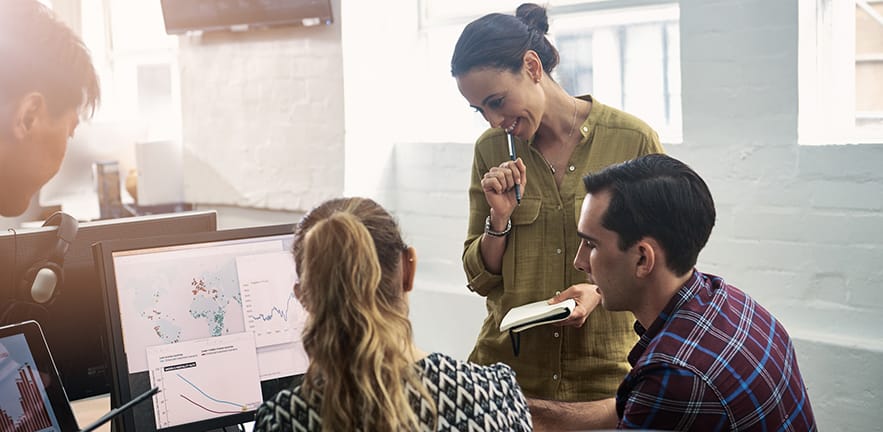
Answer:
[
  {"left": 0, "top": 211, "right": 218, "bottom": 401},
  {"left": 93, "top": 224, "right": 309, "bottom": 432}
]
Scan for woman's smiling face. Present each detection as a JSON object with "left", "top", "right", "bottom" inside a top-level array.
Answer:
[{"left": 455, "top": 63, "right": 545, "bottom": 140}]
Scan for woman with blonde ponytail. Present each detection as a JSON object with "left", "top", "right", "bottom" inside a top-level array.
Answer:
[{"left": 254, "top": 197, "right": 532, "bottom": 431}]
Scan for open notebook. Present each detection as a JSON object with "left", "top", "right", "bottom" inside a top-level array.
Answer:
[{"left": 0, "top": 320, "right": 155, "bottom": 432}]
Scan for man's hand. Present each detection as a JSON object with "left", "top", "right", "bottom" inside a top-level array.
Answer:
[{"left": 548, "top": 283, "right": 602, "bottom": 328}]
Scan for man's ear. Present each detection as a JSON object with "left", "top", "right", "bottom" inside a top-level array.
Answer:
[
  {"left": 523, "top": 50, "right": 543, "bottom": 83},
  {"left": 12, "top": 93, "right": 46, "bottom": 140},
  {"left": 634, "top": 240, "right": 656, "bottom": 279},
  {"left": 402, "top": 247, "right": 417, "bottom": 293}
]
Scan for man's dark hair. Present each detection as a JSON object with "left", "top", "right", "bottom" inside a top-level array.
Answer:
[
  {"left": 582, "top": 154, "right": 716, "bottom": 276},
  {"left": 0, "top": 0, "right": 100, "bottom": 118}
]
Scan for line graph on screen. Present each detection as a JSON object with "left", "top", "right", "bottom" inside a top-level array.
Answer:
[
  {"left": 147, "top": 333, "right": 262, "bottom": 429},
  {"left": 236, "top": 252, "right": 306, "bottom": 348}
]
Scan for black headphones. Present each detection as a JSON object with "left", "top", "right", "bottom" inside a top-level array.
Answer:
[{"left": 20, "top": 211, "right": 78, "bottom": 304}]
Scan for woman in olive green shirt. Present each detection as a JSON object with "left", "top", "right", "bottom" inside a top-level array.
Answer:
[{"left": 451, "top": 3, "right": 664, "bottom": 402}]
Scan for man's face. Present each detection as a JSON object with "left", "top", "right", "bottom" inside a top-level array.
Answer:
[
  {"left": 573, "top": 190, "right": 640, "bottom": 312},
  {"left": 0, "top": 100, "right": 80, "bottom": 217}
]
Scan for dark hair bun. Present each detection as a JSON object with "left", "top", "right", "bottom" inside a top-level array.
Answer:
[{"left": 516, "top": 3, "right": 550, "bottom": 34}]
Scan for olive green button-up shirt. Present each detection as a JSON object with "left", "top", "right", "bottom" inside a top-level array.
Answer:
[{"left": 463, "top": 96, "right": 664, "bottom": 402}]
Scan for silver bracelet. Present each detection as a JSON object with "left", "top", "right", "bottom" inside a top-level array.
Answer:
[{"left": 484, "top": 216, "right": 511, "bottom": 237}]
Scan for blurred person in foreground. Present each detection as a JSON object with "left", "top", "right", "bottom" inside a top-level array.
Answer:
[{"left": 0, "top": 0, "right": 100, "bottom": 217}]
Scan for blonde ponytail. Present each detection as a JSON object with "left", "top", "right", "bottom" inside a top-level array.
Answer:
[{"left": 295, "top": 198, "right": 435, "bottom": 431}]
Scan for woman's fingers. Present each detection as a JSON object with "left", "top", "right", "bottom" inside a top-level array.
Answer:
[{"left": 483, "top": 160, "right": 522, "bottom": 192}]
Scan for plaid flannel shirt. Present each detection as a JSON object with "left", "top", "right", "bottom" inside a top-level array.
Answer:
[{"left": 616, "top": 271, "right": 817, "bottom": 431}]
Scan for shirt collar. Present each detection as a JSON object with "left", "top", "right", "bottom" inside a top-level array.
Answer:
[
  {"left": 627, "top": 269, "right": 705, "bottom": 366},
  {"left": 526, "top": 94, "right": 597, "bottom": 148},
  {"left": 576, "top": 94, "right": 597, "bottom": 142}
]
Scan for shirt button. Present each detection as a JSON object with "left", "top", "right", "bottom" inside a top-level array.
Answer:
[
  {"left": 568, "top": 165, "right": 576, "bottom": 172},
  {"left": 553, "top": 331, "right": 560, "bottom": 338},
  {"left": 582, "top": 126, "right": 588, "bottom": 133},
  {"left": 556, "top": 248, "right": 562, "bottom": 254},
  {"left": 553, "top": 374, "right": 559, "bottom": 380}
]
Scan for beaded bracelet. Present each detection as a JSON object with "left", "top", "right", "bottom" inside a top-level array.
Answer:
[{"left": 484, "top": 215, "right": 511, "bottom": 237}]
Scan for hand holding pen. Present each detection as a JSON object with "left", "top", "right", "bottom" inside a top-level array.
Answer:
[{"left": 479, "top": 134, "right": 526, "bottom": 217}]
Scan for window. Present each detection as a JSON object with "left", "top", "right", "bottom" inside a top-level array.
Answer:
[
  {"left": 80, "top": 0, "right": 181, "bottom": 142},
  {"left": 856, "top": 1, "right": 883, "bottom": 131},
  {"left": 799, "top": 0, "right": 883, "bottom": 145},
  {"left": 552, "top": 5, "right": 681, "bottom": 142},
  {"left": 418, "top": 0, "right": 682, "bottom": 144}
]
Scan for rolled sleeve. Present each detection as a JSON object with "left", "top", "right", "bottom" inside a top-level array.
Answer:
[
  {"left": 462, "top": 131, "right": 505, "bottom": 297},
  {"left": 463, "top": 236, "right": 503, "bottom": 296}
]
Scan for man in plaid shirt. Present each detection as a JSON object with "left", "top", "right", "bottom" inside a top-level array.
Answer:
[{"left": 528, "top": 154, "right": 816, "bottom": 431}]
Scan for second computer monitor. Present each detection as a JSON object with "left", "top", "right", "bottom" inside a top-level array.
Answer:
[{"left": 94, "top": 223, "right": 308, "bottom": 432}]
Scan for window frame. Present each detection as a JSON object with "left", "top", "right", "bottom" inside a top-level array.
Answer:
[{"left": 799, "top": 0, "right": 883, "bottom": 145}]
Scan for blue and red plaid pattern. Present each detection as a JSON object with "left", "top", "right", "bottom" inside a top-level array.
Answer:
[{"left": 615, "top": 270, "right": 816, "bottom": 431}]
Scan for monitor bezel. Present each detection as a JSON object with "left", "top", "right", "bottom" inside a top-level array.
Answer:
[{"left": 94, "top": 223, "right": 297, "bottom": 432}]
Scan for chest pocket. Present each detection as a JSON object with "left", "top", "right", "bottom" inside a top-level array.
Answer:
[
  {"left": 508, "top": 196, "right": 543, "bottom": 264},
  {"left": 511, "top": 196, "right": 541, "bottom": 226}
]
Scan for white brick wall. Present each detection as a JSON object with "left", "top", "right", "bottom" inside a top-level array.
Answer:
[{"left": 179, "top": 2, "right": 345, "bottom": 212}]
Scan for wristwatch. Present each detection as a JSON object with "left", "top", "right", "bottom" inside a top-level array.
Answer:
[{"left": 484, "top": 216, "right": 511, "bottom": 237}]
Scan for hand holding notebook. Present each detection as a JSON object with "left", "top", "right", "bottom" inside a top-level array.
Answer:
[{"left": 500, "top": 298, "right": 576, "bottom": 333}]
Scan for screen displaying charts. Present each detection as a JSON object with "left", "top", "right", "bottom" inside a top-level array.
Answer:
[
  {"left": 111, "top": 236, "right": 308, "bottom": 375},
  {"left": 101, "top": 228, "right": 311, "bottom": 431},
  {"left": 0, "top": 334, "right": 61, "bottom": 432},
  {"left": 147, "top": 332, "right": 263, "bottom": 429}
]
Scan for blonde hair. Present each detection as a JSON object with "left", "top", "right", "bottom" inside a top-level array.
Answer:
[{"left": 294, "top": 197, "right": 435, "bottom": 431}]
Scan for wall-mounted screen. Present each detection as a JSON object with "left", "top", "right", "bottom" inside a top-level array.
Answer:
[{"left": 161, "top": 0, "right": 334, "bottom": 34}]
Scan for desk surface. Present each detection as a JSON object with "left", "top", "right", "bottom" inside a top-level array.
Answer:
[
  {"left": 71, "top": 394, "right": 111, "bottom": 432},
  {"left": 70, "top": 395, "right": 256, "bottom": 432}
]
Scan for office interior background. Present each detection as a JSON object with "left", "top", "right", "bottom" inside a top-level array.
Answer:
[{"left": 2, "top": 0, "right": 882, "bottom": 430}]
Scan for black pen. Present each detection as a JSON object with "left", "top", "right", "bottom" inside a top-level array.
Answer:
[
  {"left": 79, "top": 386, "right": 159, "bottom": 432},
  {"left": 506, "top": 133, "right": 522, "bottom": 205}
]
